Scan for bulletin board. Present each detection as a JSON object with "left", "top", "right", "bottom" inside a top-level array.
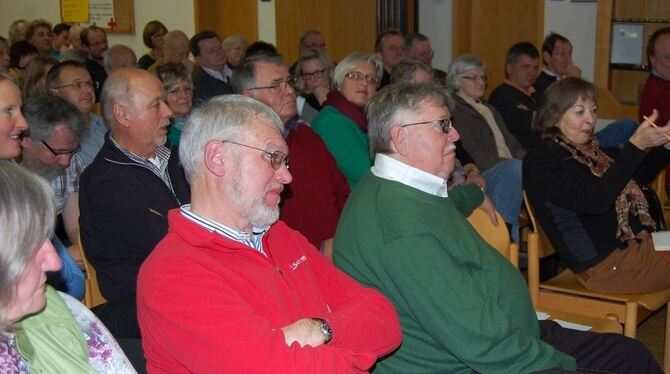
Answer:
[{"left": 60, "top": 0, "right": 134, "bottom": 33}]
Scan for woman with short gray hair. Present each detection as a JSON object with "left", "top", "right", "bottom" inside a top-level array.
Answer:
[
  {"left": 153, "top": 61, "right": 193, "bottom": 146},
  {"left": 312, "top": 52, "right": 383, "bottom": 187},
  {"left": 447, "top": 54, "right": 525, "bottom": 242},
  {"left": 0, "top": 162, "right": 135, "bottom": 372}
]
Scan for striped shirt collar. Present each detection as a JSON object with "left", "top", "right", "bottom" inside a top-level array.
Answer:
[
  {"left": 180, "top": 204, "right": 270, "bottom": 256},
  {"left": 372, "top": 153, "right": 448, "bottom": 197},
  {"left": 109, "top": 134, "right": 174, "bottom": 191}
]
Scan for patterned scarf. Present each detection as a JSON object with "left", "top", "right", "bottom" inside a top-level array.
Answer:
[{"left": 555, "top": 135, "right": 656, "bottom": 242}]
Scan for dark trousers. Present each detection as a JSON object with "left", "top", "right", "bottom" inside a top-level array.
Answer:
[
  {"left": 535, "top": 320, "right": 662, "bottom": 374},
  {"left": 92, "top": 292, "right": 141, "bottom": 338}
]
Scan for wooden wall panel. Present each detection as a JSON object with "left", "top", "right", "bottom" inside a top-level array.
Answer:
[
  {"left": 194, "top": 0, "right": 257, "bottom": 42},
  {"left": 275, "top": 0, "right": 378, "bottom": 65},
  {"left": 452, "top": 0, "right": 544, "bottom": 98}
]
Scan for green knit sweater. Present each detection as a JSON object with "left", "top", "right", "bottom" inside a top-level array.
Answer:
[
  {"left": 334, "top": 172, "right": 576, "bottom": 373},
  {"left": 312, "top": 106, "right": 371, "bottom": 188}
]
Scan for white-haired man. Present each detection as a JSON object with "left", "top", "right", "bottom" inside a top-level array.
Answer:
[
  {"left": 137, "top": 94, "right": 401, "bottom": 373},
  {"left": 334, "top": 82, "right": 662, "bottom": 374}
]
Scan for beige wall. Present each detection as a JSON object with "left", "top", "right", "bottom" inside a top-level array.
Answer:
[{"left": 0, "top": 0, "right": 195, "bottom": 59}]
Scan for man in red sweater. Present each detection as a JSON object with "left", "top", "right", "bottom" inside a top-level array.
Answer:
[
  {"left": 639, "top": 27, "right": 670, "bottom": 189},
  {"left": 230, "top": 51, "right": 350, "bottom": 255},
  {"left": 137, "top": 94, "right": 401, "bottom": 373}
]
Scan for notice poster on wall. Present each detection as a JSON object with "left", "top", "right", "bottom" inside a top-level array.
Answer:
[
  {"left": 61, "top": 0, "right": 89, "bottom": 23},
  {"left": 89, "top": 0, "right": 114, "bottom": 26},
  {"left": 60, "top": 0, "right": 134, "bottom": 33}
]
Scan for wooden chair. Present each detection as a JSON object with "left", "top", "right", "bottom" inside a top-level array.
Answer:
[
  {"left": 78, "top": 234, "right": 107, "bottom": 308},
  {"left": 523, "top": 192, "right": 670, "bottom": 372},
  {"left": 467, "top": 207, "right": 623, "bottom": 335}
]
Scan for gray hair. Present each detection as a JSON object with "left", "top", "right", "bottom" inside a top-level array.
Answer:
[
  {"left": 445, "top": 54, "right": 487, "bottom": 93},
  {"left": 294, "top": 48, "right": 334, "bottom": 93},
  {"left": 222, "top": 35, "right": 249, "bottom": 53},
  {"left": 100, "top": 69, "right": 133, "bottom": 129},
  {"left": 367, "top": 82, "right": 454, "bottom": 157},
  {"left": 153, "top": 61, "right": 192, "bottom": 90},
  {"left": 229, "top": 52, "right": 285, "bottom": 94},
  {"left": 179, "top": 95, "right": 284, "bottom": 181},
  {"left": 0, "top": 162, "right": 55, "bottom": 329},
  {"left": 163, "top": 30, "right": 190, "bottom": 57},
  {"left": 8, "top": 19, "right": 28, "bottom": 44},
  {"left": 23, "top": 94, "right": 87, "bottom": 143},
  {"left": 332, "top": 52, "right": 383, "bottom": 90},
  {"left": 391, "top": 56, "right": 433, "bottom": 84},
  {"left": 103, "top": 44, "right": 137, "bottom": 71}
]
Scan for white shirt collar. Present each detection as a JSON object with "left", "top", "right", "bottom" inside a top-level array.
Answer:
[
  {"left": 201, "top": 65, "right": 226, "bottom": 82},
  {"left": 542, "top": 67, "right": 563, "bottom": 79},
  {"left": 371, "top": 153, "right": 448, "bottom": 197}
]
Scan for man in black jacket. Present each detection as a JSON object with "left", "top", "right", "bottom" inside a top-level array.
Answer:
[{"left": 79, "top": 68, "right": 191, "bottom": 338}]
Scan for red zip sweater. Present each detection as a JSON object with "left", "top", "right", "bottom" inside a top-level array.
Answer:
[{"left": 137, "top": 209, "right": 401, "bottom": 373}]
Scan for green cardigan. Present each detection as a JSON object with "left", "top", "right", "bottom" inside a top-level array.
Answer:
[
  {"left": 333, "top": 172, "right": 575, "bottom": 373},
  {"left": 311, "top": 106, "right": 371, "bottom": 188}
]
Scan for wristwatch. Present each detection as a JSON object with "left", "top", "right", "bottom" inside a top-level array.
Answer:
[{"left": 312, "top": 318, "right": 333, "bottom": 344}]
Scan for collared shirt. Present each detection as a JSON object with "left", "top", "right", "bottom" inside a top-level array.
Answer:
[
  {"left": 542, "top": 67, "right": 560, "bottom": 79},
  {"left": 503, "top": 79, "right": 536, "bottom": 97},
  {"left": 179, "top": 204, "right": 269, "bottom": 256},
  {"left": 79, "top": 113, "right": 107, "bottom": 167},
  {"left": 372, "top": 153, "right": 449, "bottom": 197},
  {"left": 201, "top": 65, "right": 227, "bottom": 83},
  {"left": 109, "top": 135, "right": 176, "bottom": 195},
  {"left": 50, "top": 152, "right": 85, "bottom": 214}
]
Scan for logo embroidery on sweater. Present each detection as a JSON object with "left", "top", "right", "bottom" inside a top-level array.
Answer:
[{"left": 290, "top": 255, "right": 307, "bottom": 270}]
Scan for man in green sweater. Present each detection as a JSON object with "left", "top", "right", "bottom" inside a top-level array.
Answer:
[{"left": 333, "top": 82, "right": 661, "bottom": 373}]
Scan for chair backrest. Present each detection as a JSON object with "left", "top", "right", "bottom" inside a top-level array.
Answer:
[
  {"left": 467, "top": 207, "right": 519, "bottom": 269},
  {"left": 78, "top": 234, "right": 107, "bottom": 308},
  {"left": 523, "top": 191, "right": 560, "bottom": 306}
]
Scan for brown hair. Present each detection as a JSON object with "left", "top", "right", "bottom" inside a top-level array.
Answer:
[
  {"left": 534, "top": 77, "right": 598, "bottom": 139},
  {"left": 142, "top": 20, "right": 167, "bottom": 49}
]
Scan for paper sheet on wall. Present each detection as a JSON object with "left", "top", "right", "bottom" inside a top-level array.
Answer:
[
  {"left": 89, "top": 0, "right": 115, "bottom": 27},
  {"left": 61, "top": 0, "right": 89, "bottom": 23}
]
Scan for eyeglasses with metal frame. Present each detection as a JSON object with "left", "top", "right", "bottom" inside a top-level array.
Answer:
[
  {"left": 401, "top": 118, "right": 453, "bottom": 134},
  {"left": 246, "top": 77, "right": 296, "bottom": 93},
  {"left": 222, "top": 140, "right": 290, "bottom": 170},
  {"left": 51, "top": 80, "right": 99, "bottom": 90}
]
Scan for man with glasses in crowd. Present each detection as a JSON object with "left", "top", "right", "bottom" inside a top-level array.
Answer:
[
  {"left": 81, "top": 25, "right": 109, "bottom": 102},
  {"left": 137, "top": 94, "right": 401, "bottom": 372},
  {"left": 190, "top": 30, "right": 233, "bottom": 105},
  {"left": 48, "top": 60, "right": 105, "bottom": 167},
  {"left": 333, "top": 82, "right": 663, "bottom": 373},
  {"left": 231, "top": 52, "right": 350, "bottom": 255},
  {"left": 18, "top": 93, "right": 86, "bottom": 298},
  {"left": 79, "top": 67, "right": 190, "bottom": 338}
]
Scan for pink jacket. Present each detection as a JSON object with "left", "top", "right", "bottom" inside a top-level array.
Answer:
[{"left": 137, "top": 209, "right": 401, "bottom": 373}]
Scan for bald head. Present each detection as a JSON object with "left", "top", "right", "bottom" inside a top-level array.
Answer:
[{"left": 102, "top": 68, "right": 172, "bottom": 156}]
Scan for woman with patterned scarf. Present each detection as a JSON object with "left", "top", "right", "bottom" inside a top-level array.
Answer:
[{"left": 523, "top": 77, "right": 670, "bottom": 293}]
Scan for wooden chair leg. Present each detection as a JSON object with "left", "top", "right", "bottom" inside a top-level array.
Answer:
[
  {"left": 623, "top": 301, "right": 638, "bottom": 338},
  {"left": 664, "top": 302, "right": 670, "bottom": 374}
]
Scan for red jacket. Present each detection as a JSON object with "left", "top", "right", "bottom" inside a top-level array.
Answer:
[
  {"left": 280, "top": 121, "right": 350, "bottom": 248},
  {"left": 137, "top": 209, "right": 401, "bottom": 373}
]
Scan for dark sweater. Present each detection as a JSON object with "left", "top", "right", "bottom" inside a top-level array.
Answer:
[
  {"left": 533, "top": 71, "right": 557, "bottom": 100},
  {"left": 79, "top": 134, "right": 190, "bottom": 300},
  {"left": 192, "top": 66, "right": 233, "bottom": 106},
  {"left": 489, "top": 82, "right": 540, "bottom": 150},
  {"left": 523, "top": 139, "right": 670, "bottom": 272}
]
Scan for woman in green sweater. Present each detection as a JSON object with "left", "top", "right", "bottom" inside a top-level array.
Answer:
[{"left": 312, "top": 52, "right": 382, "bottom": 187}]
